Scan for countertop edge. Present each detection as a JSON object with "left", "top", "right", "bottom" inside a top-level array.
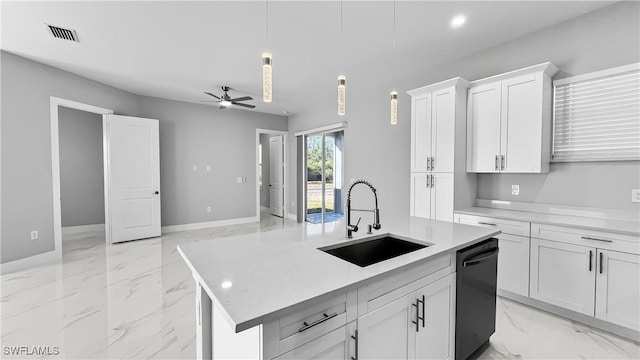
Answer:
[{"left": 454, "top": 208, "right": 640, "bottom": 236}]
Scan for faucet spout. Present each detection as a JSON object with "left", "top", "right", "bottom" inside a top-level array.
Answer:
[{"left": 346, "top": 180, "right": 381, "bottom": 238}]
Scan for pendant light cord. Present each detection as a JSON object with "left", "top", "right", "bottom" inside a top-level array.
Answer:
[
  {"left": 340, "top": 0, "right": 344, "bottom": 69},
  {"left": 265, "top": 0, "right": 269, "bottom": 44}
]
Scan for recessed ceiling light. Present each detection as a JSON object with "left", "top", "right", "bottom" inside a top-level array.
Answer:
[
  {"left": 450, "top": 15, "right": 466, "bottom": 29},
  {"left": 283, "top": 110, "right": 290, "bottom": 115},
  {"left": 221, "top": 281, "right": 232, "bottom": 289}
]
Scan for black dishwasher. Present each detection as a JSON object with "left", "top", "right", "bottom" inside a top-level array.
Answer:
[{"left": 455, "top": 238, "right": 499, "bottom": 360}]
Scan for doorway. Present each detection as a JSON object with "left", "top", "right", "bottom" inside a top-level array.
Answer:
[
  {"left": 256, "top": 129, "right": 288, "bottom": 220},
  {"left": 304, "top": 130, "right": 344, "bottom": 224}
]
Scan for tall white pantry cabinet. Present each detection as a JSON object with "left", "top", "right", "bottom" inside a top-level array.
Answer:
[{"left": 408, "top": 78, "right": 476, "bottom": 221}]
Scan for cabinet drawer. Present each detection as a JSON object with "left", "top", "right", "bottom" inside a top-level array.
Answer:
[
  {"left": 531, "top": 223, "right": 640, "bottom": 255},
  {"left": 275, "top": 290, "right": 356, "bottom": 356},
  {"left": 358, "top": 253, "right": 454, "bottom": 315},
  {"left": 455, "top": 213, "right": 530, "bottom": 237}
]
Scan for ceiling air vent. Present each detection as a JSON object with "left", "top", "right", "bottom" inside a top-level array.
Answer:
[{"left": 45, "top": 23, "right": 79, "bottom": 42}]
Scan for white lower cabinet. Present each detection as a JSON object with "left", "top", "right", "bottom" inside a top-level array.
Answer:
[
  {"left": 530, "top": 238, "right": 596, "bottom": 315},
  {"left": 276, "top": 322, "right": 357, "bottom": 360},
  {"left": 495, "top": 234, "right": 530, "bottom": 297},
  {"left": 530, "top": 235, "right": 640, "bottom": 332},
  {"left": 358, "top": 273, "right": 456, "bottom": 360},
  {"left": 595, "top": 250, "right": 640, "bottom": 331}
]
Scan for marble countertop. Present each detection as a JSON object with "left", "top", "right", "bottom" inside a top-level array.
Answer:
[
  {"left": 177, "top": 217, "right": 499, "bottom": 333},
  {"left": 455, "top": 207, "right": 640, "bottom": 236}
]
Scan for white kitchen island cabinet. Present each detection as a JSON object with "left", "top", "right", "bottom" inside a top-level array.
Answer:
[
  {"left": 466, "top": 62, "right": 558, "bottom": 173},
  {"left": 178, "top": 217, "right": 498, "bottom": 359}
]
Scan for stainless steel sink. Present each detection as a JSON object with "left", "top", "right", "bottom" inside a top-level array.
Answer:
[{"left": 319, "top": 235, "right": 428, "bottom": 267}]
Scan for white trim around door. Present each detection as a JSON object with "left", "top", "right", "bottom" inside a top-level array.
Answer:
[
  {"left": 256, "top": 129, "right": 288, "bottom": 220},
  {"left": 51, "top": 97, "right": 114, "bottom": 262}
]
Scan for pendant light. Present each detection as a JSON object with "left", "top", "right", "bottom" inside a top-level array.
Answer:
[
  {"left": 390, "top": 0, "right": 398, "bottom": 125},
  {"left": 338, "top": 75, "right": 346, "bottom": 116},
  {"left": 262, "top": 0, "right": 272, "bottom": 103},
  {"left": 337, "top": 0, "right": 346, "bottom": 116}
]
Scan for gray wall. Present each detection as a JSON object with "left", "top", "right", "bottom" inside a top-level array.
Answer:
[
  {"left": 135, "top": 96, "right": 287, "bottom": 226},
  {"left": 260, "top": 134, "right": 272, "bottom": 208},
  {"left": 1, "top": 51, "right": 288, "bottom": 263},
  {"left": 287, "top": 1, "right": 640, "bottom": 217},
  {"left": 1, "top": 51, "right": 140, "bottom": 263},
  {"left": 58, "top": 107, "right": 105, "bottom": 227}
]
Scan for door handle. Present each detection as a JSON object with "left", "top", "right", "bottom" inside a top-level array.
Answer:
[
  {"left": 154, "top": 191, "right": 159, "bottom": 195},
  {"left": 501, "top": 155, "right": 505, "bottom": 170},
  {"left": 589, "top": 250, "right": 593, "bottom": 272},
  {"left": 350, "top": 329, "right": 358, "bottom": 360},
  {"left": 412, "top": 298, "right": 423, "bottom": 333},
  {"left": 495, "top": 155, "right": 499, "bottom": 171},
  {"left": 599, "top": 252, "right": 604, "bottom": 274},
  {"left": 420, "top": 294, "right": 425, "bottom": 328}
]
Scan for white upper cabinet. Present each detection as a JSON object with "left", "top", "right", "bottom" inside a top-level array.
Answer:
[
  {"left": 467, "top": 63, "right": 558, "bottom": 173},
  {"left": 409, "top": 78, "right": 469, "bottom": 173}
]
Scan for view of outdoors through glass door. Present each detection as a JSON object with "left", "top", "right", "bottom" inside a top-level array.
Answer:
[{"left": 305, "top": 130, "right": 344, "bottom": 224}]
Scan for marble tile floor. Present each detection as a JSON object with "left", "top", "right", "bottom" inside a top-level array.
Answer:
[{"left": 1, "top": 212, "right": 638, "bottom": 359}]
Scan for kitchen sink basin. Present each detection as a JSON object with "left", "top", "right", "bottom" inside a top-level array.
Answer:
[{"left": 320, "top": 235, "right": 428, "bottom": 267}]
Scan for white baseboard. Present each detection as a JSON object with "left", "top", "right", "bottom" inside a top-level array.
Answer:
[
  {"left": 0, "top": 249, "right": 61, "bottom": 274},
  {"left": 62, "top": 224, "right": 105, "bottom": 237},
  {"left": 161, "top": 216, "right": 259, "bottom": 234},
  {"left": 287, "top": 213, "right": 297, "bottom": 221}
]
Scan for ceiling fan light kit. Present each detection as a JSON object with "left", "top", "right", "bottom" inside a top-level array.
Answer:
[{"left": 262, "top": 52, "right": 272, "bottom": 103}]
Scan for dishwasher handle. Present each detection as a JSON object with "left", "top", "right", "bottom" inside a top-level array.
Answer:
[{"left": 462, "top": 248, "right": 499, "bottom": 267}]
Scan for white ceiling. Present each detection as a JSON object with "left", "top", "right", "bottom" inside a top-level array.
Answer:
[{"left": 1, "top": 1, "right": 613, "bottom": 115}]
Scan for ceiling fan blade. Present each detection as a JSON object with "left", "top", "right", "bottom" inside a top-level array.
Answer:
[
  {"left": 204, "top": 91, "right": 221, "bottom": 100},
  {"left": 232, "top": 102, "right": 256, "bottom": 109},
  {"left": 228, "top": 96, "right": 253, "bottom": 102},
  {"left": 196, "top": 100, "right": 222, "bottom": 103}
]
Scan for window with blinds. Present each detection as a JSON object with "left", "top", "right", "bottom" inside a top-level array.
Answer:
[{"left": 552, "top": 63, "right": 640, "bottom": 162}]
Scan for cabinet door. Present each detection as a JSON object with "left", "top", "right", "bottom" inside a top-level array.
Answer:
[
  {"left": 358, "top": 293, "right": 416, "bottom": 360},
  {"left": 501, "top": 73, "right": 543, "bottom": 173},
  {"left": 415, "top": 274, "right": 456, "bottom": 360},
  {"left": 530, "top": 238, "right": 596, "bottom": 315},
  {"left": 432, "top": 173, "right": 453, "bottom": 222},
  {"left": 467, "top": 82, "right": 501, "bottom": 173},
  {"left": 410, "top": 173, "right": 431, "bottom": 219},
  {"left": 277, "top": 322, "right": 355, "bottom": 360},
  {"left": 496, "top": 234, "right": 530, "bottom": 297},
  {"left": 411, "top": 93, "right": 432, "bottom": 172},
  {"left": 431, "top": 88, "right": 455, "bottom": 173},
  {"left": 595, "top": 250, "right": 640, "bottom": 331}
]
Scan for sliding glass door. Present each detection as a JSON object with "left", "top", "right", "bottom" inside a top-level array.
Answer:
[{"left": 305, "top": 130, "right": 344, "bottom": 224}]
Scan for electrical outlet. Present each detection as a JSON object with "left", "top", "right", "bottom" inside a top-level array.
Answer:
[
  {"left": 511, "top": 185, "right": 520, "bottom": 196},
  {"left": 30, "top": 230, "right": 38, "bottom": 240},
  {"left": 237, "top": 177, "right": 243, "bottom": 183},
  {"left": 632, "top": 189, "right": 640, "bottom": 203},
  {"left": 207, "top": 206, "right": 212, "bottom": 213},
  {"left": 193, "top": 165, "right": 198, "bottom": 171},
  {"left": 206, "top": 165, "right": 211, "bottom": 172}
]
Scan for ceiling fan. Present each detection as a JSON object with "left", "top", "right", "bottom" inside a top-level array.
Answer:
[{"left": 203, "top": 86, "right": 256, "bottom": 109}]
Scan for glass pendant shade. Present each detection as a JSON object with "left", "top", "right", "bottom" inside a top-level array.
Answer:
[
  {"left": 337, "top": 75, "right": 346, "bottom": 116},
  {"left": 390, "top": 91, "right": 398, "bottom": 125},
  {"left": 262, "top": 52, "right": 272, "bottom": 103}
]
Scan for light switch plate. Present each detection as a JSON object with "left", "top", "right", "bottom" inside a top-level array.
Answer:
[
  {"left": 30, "top": 230, "right": 38, "bottom": 240},
  {"left": 511, "top": 185, "right": 520, "bottom": 195},
  {"left": 632, "top": 189, "right": 640, "bottom": 203}
]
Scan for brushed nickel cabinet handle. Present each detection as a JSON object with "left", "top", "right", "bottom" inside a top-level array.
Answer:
[
  {"left": 431, "top": 174, "right": 434, "bottom": 188},
  {"left": 589, "top": 250, "right": 593, "bottom": 272},
  {"left": 599, "top": 252, "right": 604, "bottom": 274},
  {"left": 298, "top": 312, "right": 338, "bottom": 332},
  {"left": 478, "top": 222, "right": 497, "bottom": 226},
  {"left": 431, "top": 156, "right": 435, "bottom": 171},
  {"left": 427, "top": 157, "right": 431, "bottom": 171},
  {"left": 495, "top": 155, "right": 499, "bottom": 171},
  {"left": 581, "top": 236, "right": 613, "bottom": 243},
  {"left": 426, "top": 174, "right": 430, "bottom": 188},
  {"left": 350, "top": 329, "right": 358, "bottom": 360}
]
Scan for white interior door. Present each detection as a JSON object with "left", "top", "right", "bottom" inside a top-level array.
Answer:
[
  {"left": 105, "top": 114, "right": 161, "bottom": 244},
  {"left": 269, "top": 135, "right": 284, "bottom": 217}
]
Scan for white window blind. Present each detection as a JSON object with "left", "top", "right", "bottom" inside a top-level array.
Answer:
[{"left": 552, "top": 63, "right": 640, "bottom": 162}]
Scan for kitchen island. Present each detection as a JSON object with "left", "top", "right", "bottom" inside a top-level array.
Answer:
[{"left": 178, "top": 217, "right": 500, "bottom": 359}]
